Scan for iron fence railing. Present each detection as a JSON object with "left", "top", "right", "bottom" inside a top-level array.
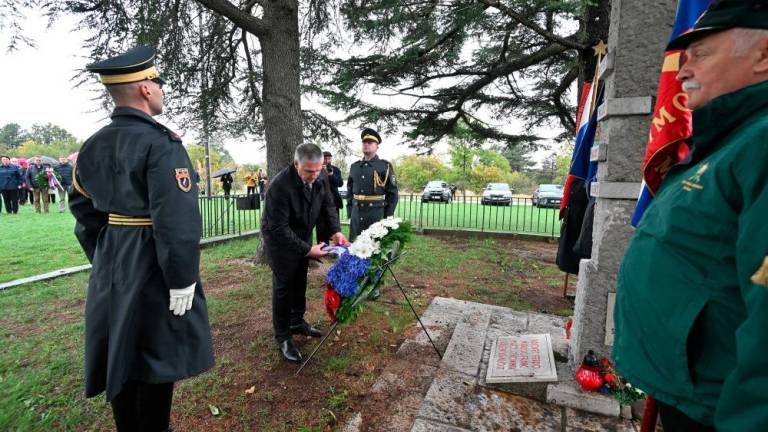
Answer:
[
  {"left": 394, "top": 194, "right": 561, "bottom": 237},
  {"left": 198, "top": 194, "right": 261, "bottom": 239},
  {"left": 197, "top": 193, "right": 561, "bottom": 239}
]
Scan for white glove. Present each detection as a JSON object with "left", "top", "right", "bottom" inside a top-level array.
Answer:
[{"left": 169, "top": 282, "right": 196, "bottom": 316}]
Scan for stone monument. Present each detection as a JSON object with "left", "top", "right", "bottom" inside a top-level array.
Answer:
[{"left": 569, "top": 0, "right": 678, "bottom": 365}]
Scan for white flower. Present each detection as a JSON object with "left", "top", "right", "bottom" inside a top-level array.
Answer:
[
  {"left": 366, "top": 224, "right": 388, "bottom": 239},
  {"left": 379, "top": 217, "right": 401, "bottom": 229},
  {"left": 349, "top": 233, "right": 381, "bottom": 259}
]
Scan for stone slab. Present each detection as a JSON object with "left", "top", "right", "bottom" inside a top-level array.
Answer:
[
  {"left": 546, "top": 382, "right": 621, "bottom": 417},
  {"left": 417, "top": 369, "right": 563, "bottom": 431},
  {"left": 590, "top": 181, "right": 642, "bottom": 200},
  {"left": 417, "top": 369, "right": 479, "bottom": 428},
  {"left": 597, "top": 96, "right": 653, "bottom": 121},
  {"left": 410, "top": 419, "right": 472, "bottom": 432},
  {"left": 440, "top": 312, "right": 491, "bottom": 376},
  {"left": 486, "top": 334, "right": 557, "bottom": 383},
  {"left": 565, "top": 407, "right": 636, "bottom": 432}
]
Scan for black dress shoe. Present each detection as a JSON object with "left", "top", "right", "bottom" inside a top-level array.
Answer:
[
  {"left": 290, "top": 321, "right": 323, "bottom": 338},
  {"left": 278, "top": 339, "right": 303, "bottom": 363}
]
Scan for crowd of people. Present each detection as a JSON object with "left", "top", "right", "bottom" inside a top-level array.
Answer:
[{"left": 0, "top": 155, "right": 73, "bottom": 215}]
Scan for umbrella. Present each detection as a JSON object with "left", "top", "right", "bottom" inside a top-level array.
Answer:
[
  {"left": 26, "top": 156, "right": 59, "bottom": 166},
  {"left": 212, "top": 167, "right": 237, "bottom": 178},
  {"left": 68, "top": 152, "right": 78, "bottom": 162}
]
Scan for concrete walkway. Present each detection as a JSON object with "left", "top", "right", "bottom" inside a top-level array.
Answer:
[{"left": 344, "top": 297, "right": 639, "bottom": 431}]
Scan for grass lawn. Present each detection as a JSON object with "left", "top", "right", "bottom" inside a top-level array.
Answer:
[
  {"left": 1, "top": 195, "right": 559, "bottom": 284},
  {"left": 0, "top": 233, "right": 573, "bottom": 431},
  {"left": 0, "top": 204, "right": 86, "bottom": 284}
]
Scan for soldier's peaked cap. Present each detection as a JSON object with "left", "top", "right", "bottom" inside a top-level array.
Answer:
[
  {"left": 361, "top": 128, "right": 381, "bottom": 144},
  {"left": 668, "top": 0, "right": 768, "bottom": 50},
  {"left": 86, "top": 45, "right": 165, "bottom": 85}
]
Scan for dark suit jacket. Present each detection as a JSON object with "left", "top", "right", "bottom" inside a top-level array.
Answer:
[
  {"left": 261, "top": 164, "right": 340, "bottom": 278},
  {"left": 326, "top": 164, "right": 343, "bottom": 209}
]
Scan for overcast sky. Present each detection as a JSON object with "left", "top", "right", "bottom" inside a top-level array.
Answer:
[{"left": 0, "top": 10, "right": 566, "bottom": 168}]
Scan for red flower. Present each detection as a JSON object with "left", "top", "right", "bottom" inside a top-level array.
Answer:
[
  {"left": 604, "top": 373, "right": 615, "bottom": 385},
  {"left": 324, "top": 282, "right": 341, "bottom": 322},
  {"left": 600, "top": 357, "right": 612, "bottom": 368}
]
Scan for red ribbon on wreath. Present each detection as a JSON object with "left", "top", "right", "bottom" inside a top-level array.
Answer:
[{"left": 324, "top": 282, "right": 341, "bottom": 322}]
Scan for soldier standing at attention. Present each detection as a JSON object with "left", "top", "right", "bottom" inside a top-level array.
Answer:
[
  {"left": 72, "top": 45, "right": 214, "bottom": 431},
  {"left": 347, "top": 128, "right": 399, "bottom": 298}
]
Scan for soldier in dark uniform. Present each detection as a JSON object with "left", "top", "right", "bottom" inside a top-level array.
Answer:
[
  {"left": 347, "top": 128, "right": 399, "bottom": 298},
  {"left": 71, "top": 46, "right": 214, "bottom": 431}
]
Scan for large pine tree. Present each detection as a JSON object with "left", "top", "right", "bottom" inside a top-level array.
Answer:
[{"left": 313, "top": 0, "right": 609, "bottom": 151}]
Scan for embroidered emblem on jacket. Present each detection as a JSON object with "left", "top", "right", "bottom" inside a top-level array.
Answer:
[
  {"left": 682, "top": 163, "right": 709, "bottom": 192},
  {"left": 175, "top": 168, "right": 192, "bottom": 192}
]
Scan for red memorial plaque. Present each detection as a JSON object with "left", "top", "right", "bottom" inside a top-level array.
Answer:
[{"left": 486, "top": 334, "right": 558, "bottom": 383}]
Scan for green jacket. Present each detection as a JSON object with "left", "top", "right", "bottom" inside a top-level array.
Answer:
[{"left": 613, "top": 80, "right": 768, "bottom": 430}]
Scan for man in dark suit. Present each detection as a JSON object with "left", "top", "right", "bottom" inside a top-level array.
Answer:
[
  {"left": 261, "top": 143, "right": 350, "bottom": 363},
  {"left": 316, "top": 150, "right": 343, "bottom": 244}
]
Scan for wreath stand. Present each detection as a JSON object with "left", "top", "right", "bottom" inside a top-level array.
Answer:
[{"left": 295, "top": 252, "right": 443, "bottom": 376}]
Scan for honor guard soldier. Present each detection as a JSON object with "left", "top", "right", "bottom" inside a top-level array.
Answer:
[
  {"left": 72, "top": 45, "right": 214, "bottom": 431},
  {"left": 347, "top": 128, "right": 399, "bottom": 240},
  {"left": 347, "top": 128, "right": 399, "bottom": 298}
]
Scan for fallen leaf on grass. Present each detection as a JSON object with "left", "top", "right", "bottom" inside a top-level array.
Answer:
[
  {"left": 245, "top": 386, "right": 255, "bottom": 394},
  {"left": 208, "top": 404, "right": 221, "bottom": 416}
]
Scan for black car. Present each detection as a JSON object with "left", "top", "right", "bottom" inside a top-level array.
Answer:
[{"left": 421, "top": 180, "right": 452, "bottom": 203}]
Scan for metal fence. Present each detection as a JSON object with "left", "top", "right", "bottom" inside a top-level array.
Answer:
[
  {"left": 197, "top": 193, "right": 561, "bottom": 239},
  {"left": 198, "top": 194, "right": 261, "bottom": 239},
  {"left": 394, "top": 194, "right": 561, "bottom": 237}
]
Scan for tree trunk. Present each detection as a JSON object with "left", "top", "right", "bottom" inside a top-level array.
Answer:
[
  {"left": 260, "top": 0, "right": 302, "bottom": 179},
  {"left": 579, "top": 0, "right": 611, "bottom": 91},
  {"left": 255, "top": 0, "right": 302, "bottom": 263}
]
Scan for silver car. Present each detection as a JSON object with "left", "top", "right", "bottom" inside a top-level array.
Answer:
[{"left": 532, "top": 184, "right": 564, "bottom": 208}]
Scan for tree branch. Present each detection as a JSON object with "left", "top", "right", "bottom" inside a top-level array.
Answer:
[
  {"left": 477, "top": 0, "right": 587, "bottom": 50},
  {"left": 195, "top": 0, "right": 269, "bottom": 37}
]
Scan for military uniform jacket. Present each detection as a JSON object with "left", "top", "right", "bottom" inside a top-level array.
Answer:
[
  {"left": 261, "top": 164, "right": 340, "bottom": 278},
  {"left": 613, "top": 81, "right": 768, "bottom": 430},
  {"left": 346, "top": 155, "right": 398, "bottom": 239},
  {"left": 70, "top": 107, "right": 214, "bottom": 400}
]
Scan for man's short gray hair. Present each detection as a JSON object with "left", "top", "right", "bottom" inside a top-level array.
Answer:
[
  {"left": 733, "top": 28, "right": 768, "bottom": 55},
  {"left": 294, "top": 143, "right": 323, "bottom": 163}
]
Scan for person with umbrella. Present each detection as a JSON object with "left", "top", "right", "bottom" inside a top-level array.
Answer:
[
  {"left": 25, "top": 156, "right": 49, "bottom": 213},
  {"left": 212, "top": 167, "right": 236, "bottom": 198}
]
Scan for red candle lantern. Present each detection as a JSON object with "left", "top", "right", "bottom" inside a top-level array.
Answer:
[{"left": 575, "top": 350, "right": 604, "bottom": 391}]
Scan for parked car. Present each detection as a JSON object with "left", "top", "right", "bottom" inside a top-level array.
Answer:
[
  {"left": 532, "top": 184, "right": 564, "bottom": 208},
  {"left": 481, "top": 183, "right": 513, "bottom": 205},
  {"left": 421, "top": 180, "right": 452, "bottom": 203}
]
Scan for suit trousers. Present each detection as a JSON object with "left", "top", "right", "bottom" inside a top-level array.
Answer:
[
  {"left": 1, "top": 189, "right": 19, "bottom": 214},
  {"left": 272, "top": 259, "right": 309, "bottom": 342}
]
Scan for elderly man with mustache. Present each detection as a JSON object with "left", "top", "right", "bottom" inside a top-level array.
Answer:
[{"left": 612, "top": 1, "right": 768, "bottom": 431}]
